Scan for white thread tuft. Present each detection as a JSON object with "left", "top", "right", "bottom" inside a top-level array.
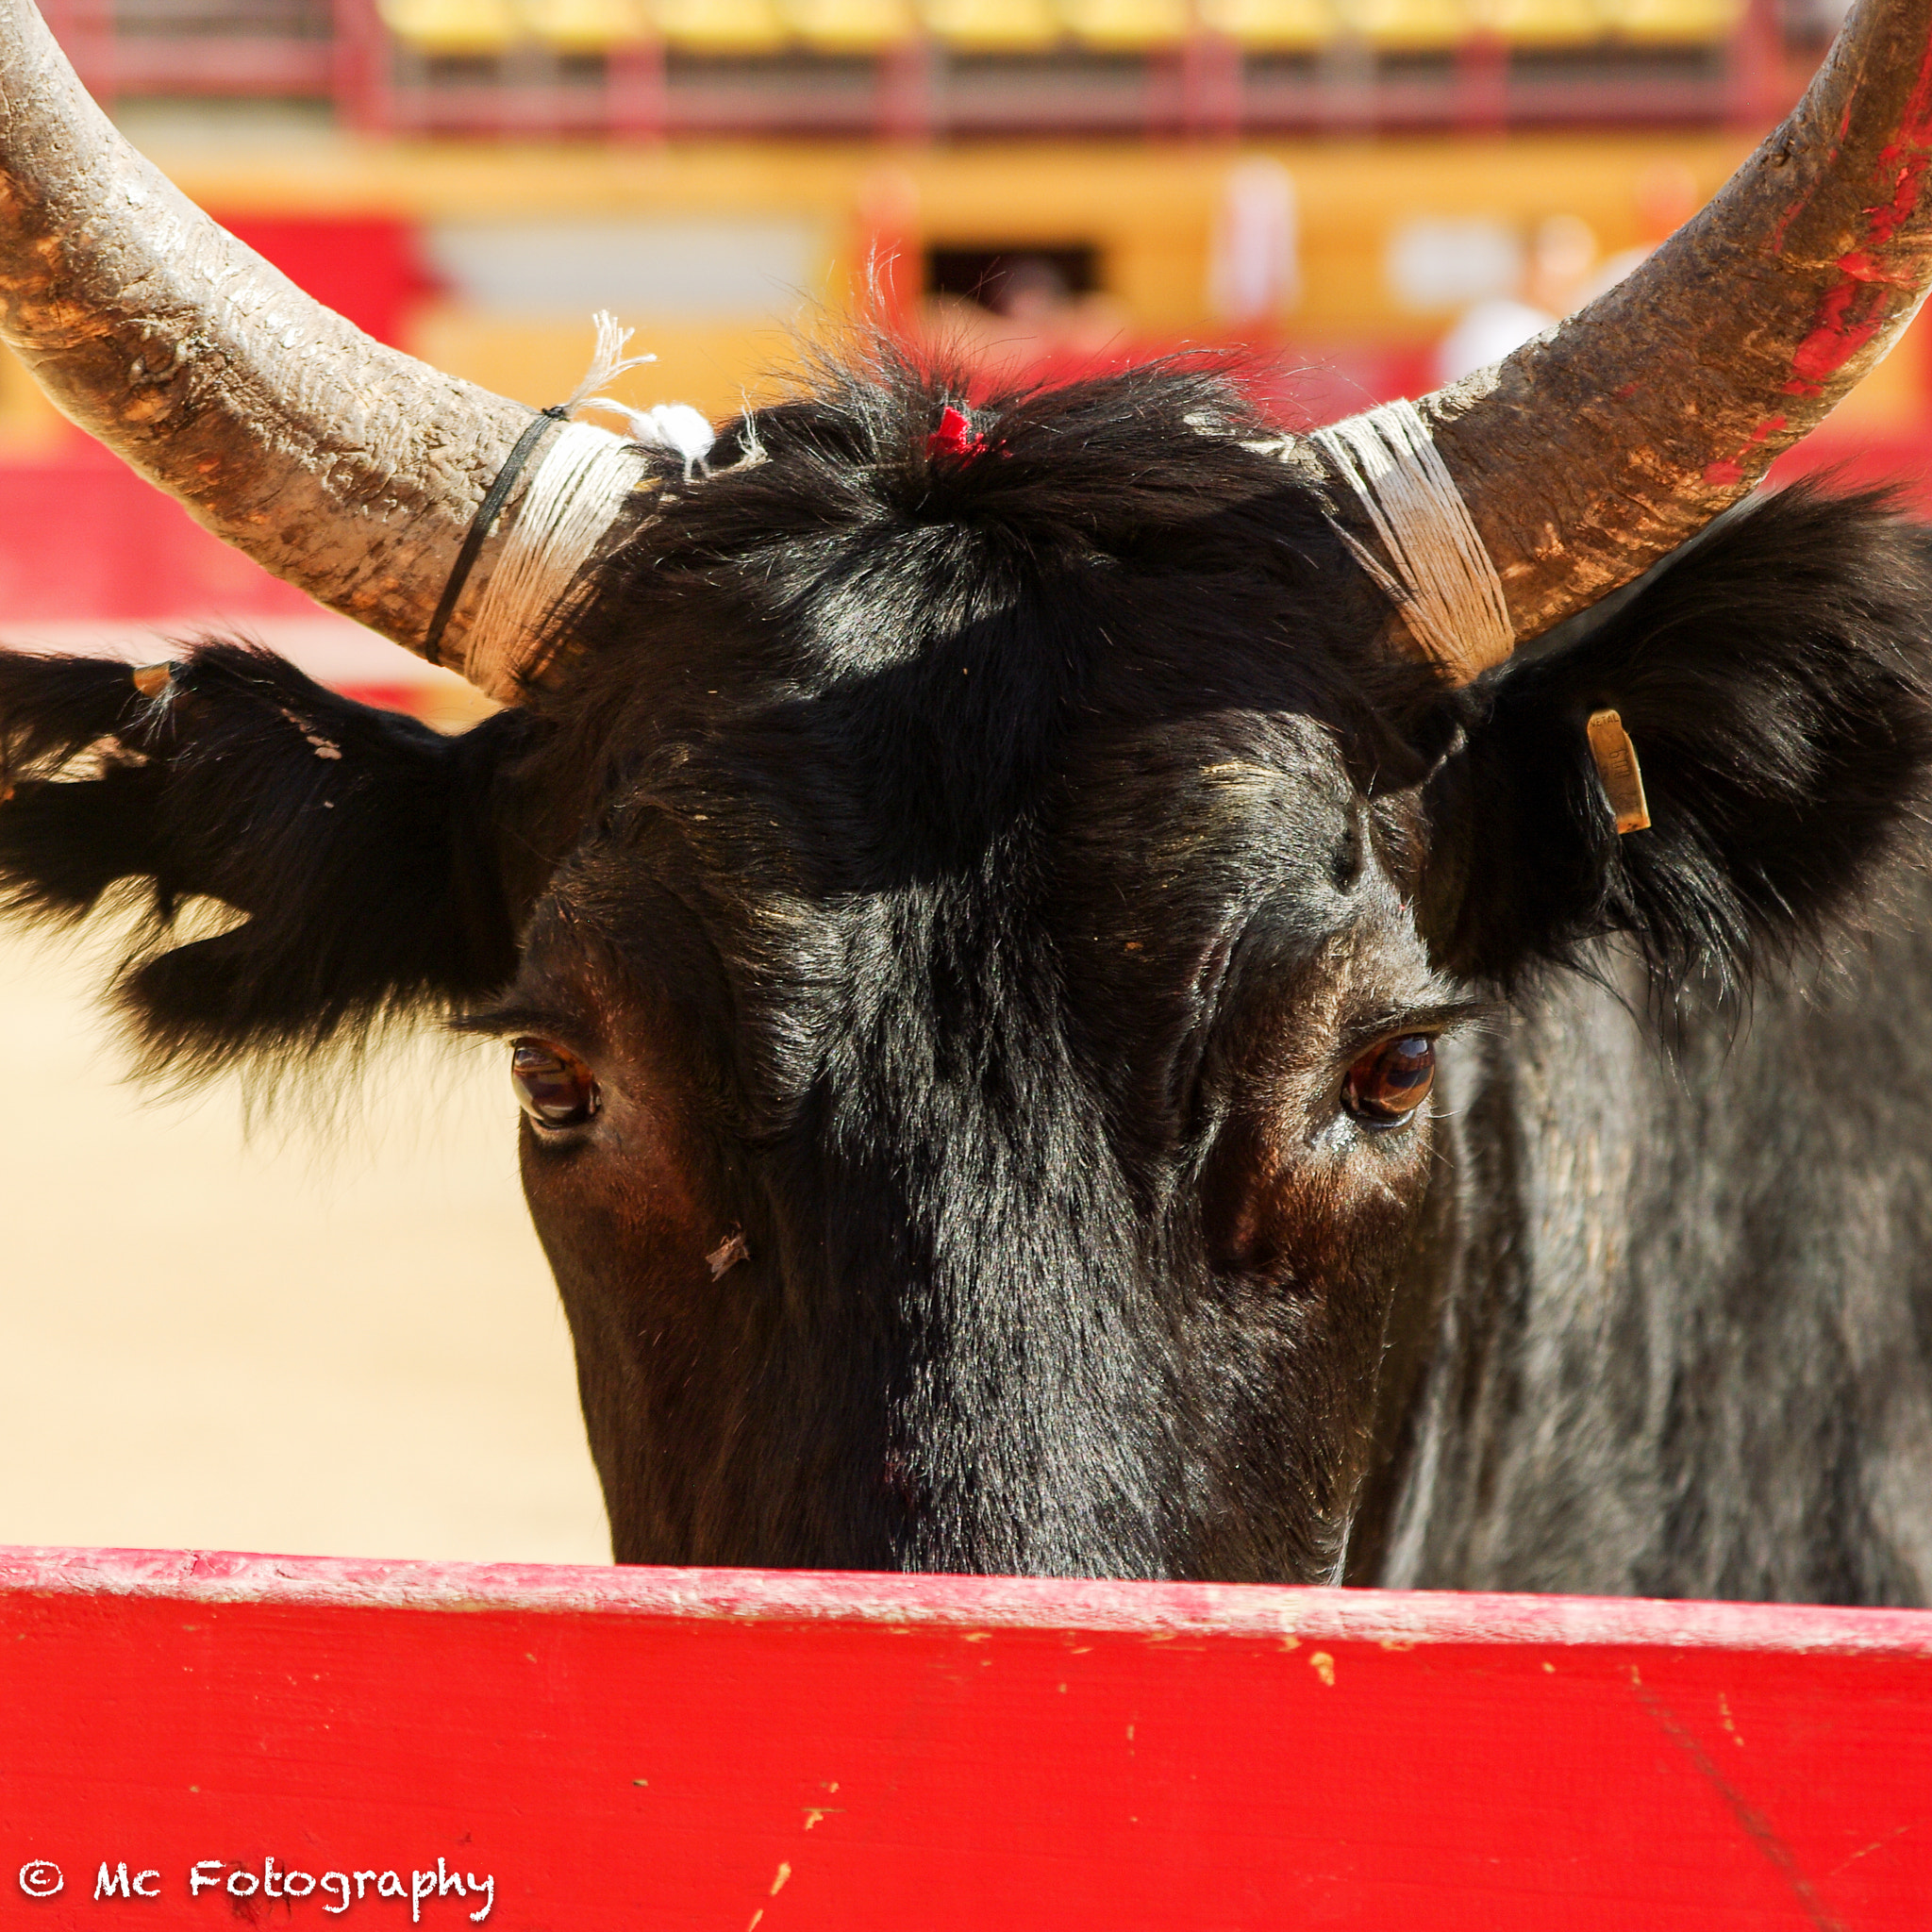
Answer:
[
  {"left": 562, "top": 308, "right": 658, "bottom": 414},
  {"left": 581, "top": 397, "right": 716, "bottom": 478},
  {"left": 1311, "top": 397, "right": 1514, "bottom": 684}
]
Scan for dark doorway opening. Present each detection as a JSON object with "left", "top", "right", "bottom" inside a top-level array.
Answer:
[{"left": 924, "top": 244, "right": 1102, "bottom": 315}]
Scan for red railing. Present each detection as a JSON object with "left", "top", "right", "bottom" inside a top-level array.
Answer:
[
  {"left": 40, "top": 0, "right": 336, "bottom": 95},
  {"left": 5, "top": 1542, "right": 1930, "bottom": 1926}
]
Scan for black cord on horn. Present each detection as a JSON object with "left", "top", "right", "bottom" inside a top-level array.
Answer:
[{"left": 420, "top": 405, "right": 570, "bottom": 671}]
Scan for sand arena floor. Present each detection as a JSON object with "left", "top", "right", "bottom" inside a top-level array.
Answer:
[{"left": 0, "top": 925, "right": 610, "bottom": 1566}]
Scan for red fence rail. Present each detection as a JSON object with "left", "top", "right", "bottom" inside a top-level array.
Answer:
[{"left": 4, "top": 1543, "right": 1930, "bottom": 1927}]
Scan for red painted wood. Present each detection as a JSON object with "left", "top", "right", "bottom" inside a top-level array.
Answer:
[
  {"left": 216, "top": 217, "right": 441, "bottom": 352},
  {"left": 0, "top": 216, "right": 434, "bottom": 627},
  {"left": 1, "top": 1546, "right": 1928, "bottom": 1928},
  {"left": 0, "top": 452, "right": 319, "bottom": 623}
]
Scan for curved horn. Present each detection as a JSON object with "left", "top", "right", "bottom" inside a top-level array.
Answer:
[
  {"left": 1383, "top": 0, "right": 1932, "bottom": 675},
  {"left": 0, "top": 0, "right": 608, "bottom": 697}
]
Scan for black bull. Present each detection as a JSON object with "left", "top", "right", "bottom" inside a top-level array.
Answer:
[{"left": 3, "top": 364, "right": 1930, "bottom": 1603}]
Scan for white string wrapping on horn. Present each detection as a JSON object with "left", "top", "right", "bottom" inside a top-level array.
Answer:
[
  {"left": 459, "top": 420, "right": 650, "bottom": 699},
  {"left": 1311, "top": 397, "right": 1513, "bottom": 685},
  {"left": 456, "top": 310, "right": 714, "bottom": 700}
]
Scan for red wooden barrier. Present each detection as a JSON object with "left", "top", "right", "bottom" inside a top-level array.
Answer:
[{"left": 2, "top": 1547, "right": 1929, "bottom": 1927}]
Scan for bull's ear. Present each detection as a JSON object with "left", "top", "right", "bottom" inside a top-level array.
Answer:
[
  {"left": 0, "top": 641, "right": 545, "bottom": 1082},
  {"left": 1417, "top": 485, "right": 1932, "bottom": 997}
]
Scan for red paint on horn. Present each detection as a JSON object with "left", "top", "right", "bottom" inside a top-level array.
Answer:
[
  {"left": 1781, "top": 26, "right": 1932, "bottom": 401},
  {"left": 1703, "top": 413, "right": 1789, "bottom": 488},
  {"left": 1834, "top": 247, "right": 1919, "bottom": 285},
  {"left": 1785, "top": 277, "right": 1886, "bottom": 392}
]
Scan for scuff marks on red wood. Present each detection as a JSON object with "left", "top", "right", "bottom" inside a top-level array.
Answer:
[{"left": 1627, "top": 1663, "right": 1849, "bottom": 1932}]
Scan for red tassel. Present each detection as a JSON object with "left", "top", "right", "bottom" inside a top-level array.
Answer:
[{"left": 925, "top": 406, "right": 984, "bottom": 461}]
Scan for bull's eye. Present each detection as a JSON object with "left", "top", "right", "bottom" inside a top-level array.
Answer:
[
  {"left": 510, "top": 1038, "right": 600, "bottom": 1129},
  {"left": 1341, "top": 1034, "right": 1436, "bottom": 1129}
]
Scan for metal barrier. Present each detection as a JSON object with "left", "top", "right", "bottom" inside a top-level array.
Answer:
[{"left": 3, "top": 1543, "right": 1928, "bottom": 1926}]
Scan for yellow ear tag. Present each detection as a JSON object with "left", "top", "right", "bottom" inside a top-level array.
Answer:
[
  {"left": 130, "top": 662, "right": 172, "bottom": 698},
  {"left": 1586, "top": 708, "right": 1652, "bottom": 836}
]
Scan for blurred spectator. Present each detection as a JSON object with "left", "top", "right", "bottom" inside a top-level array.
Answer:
[
  {"left": 1435, "top": 293, "right": 1553, "bottom": 384},
  {"left": 1435, "top": 213, "right": 1598, "bottom": 383},
  {"left": 1782, "top": 0, "right": 1852, "bottom": 43},
  {"left": 1208, "top": 158, "right": 1302, "bottom": 327},
  {"left": 1576, "top": 162, "right": 1702, "bottom": 305}
]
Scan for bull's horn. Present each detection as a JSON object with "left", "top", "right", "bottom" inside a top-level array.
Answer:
[
  {"left": 1325, "top": 0, "right": 1932, "bottom": 683},
  {"left": 0, "top": 0, "right": 648, "bottom": 700}
]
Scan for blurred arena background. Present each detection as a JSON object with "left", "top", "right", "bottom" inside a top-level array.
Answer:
[{"left": 0, "top": 0, "right": 1913, "bottom": 1561}]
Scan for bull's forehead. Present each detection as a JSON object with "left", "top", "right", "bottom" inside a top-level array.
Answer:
[
  {"left": 589, "top": 693, "right": 1372, "bottom": 947},
  {"left": 541, "top": 692, "right": 1441, "bottom": 1145},
  {"left": 610, "top": 613, "right": 1383, "bottom": 873},
  {"left": 1055, "top": 709, "right": 1383, "bottom": 919}
]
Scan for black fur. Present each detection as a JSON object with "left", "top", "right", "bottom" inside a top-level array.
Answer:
[
  {"left": 3, "top": 358, "right": 1931, "bottom": 1595},
  {"left": 0, "top": 642, "right": 533, "bottom": 1079},
  {"left": 1423, "top": 482, "right": 1932, "bottom": 1002}
]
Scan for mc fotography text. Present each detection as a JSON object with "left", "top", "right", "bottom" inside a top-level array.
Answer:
[{"left": 17, "top": 1857, "right": 495, "bottom": 1920}]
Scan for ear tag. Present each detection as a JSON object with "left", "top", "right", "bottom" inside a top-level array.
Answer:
[
  {"left": 1586, "top": 708, "right": 1652, "bottom": 835},
  {"left": 130, "top": 662, "right": 172, "bottom": 698}
]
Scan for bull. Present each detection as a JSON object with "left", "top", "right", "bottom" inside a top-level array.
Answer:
[{"left": 0, "top": 0, "right": 1930, "bottom": 1600}]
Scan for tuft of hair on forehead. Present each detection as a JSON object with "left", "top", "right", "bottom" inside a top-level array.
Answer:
[
  {"left": 702, "top": 335, "right": 1287, "bottom": 515},
  {"left": 523, "top": 341, "right": 1442, "bottom": 835}
]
